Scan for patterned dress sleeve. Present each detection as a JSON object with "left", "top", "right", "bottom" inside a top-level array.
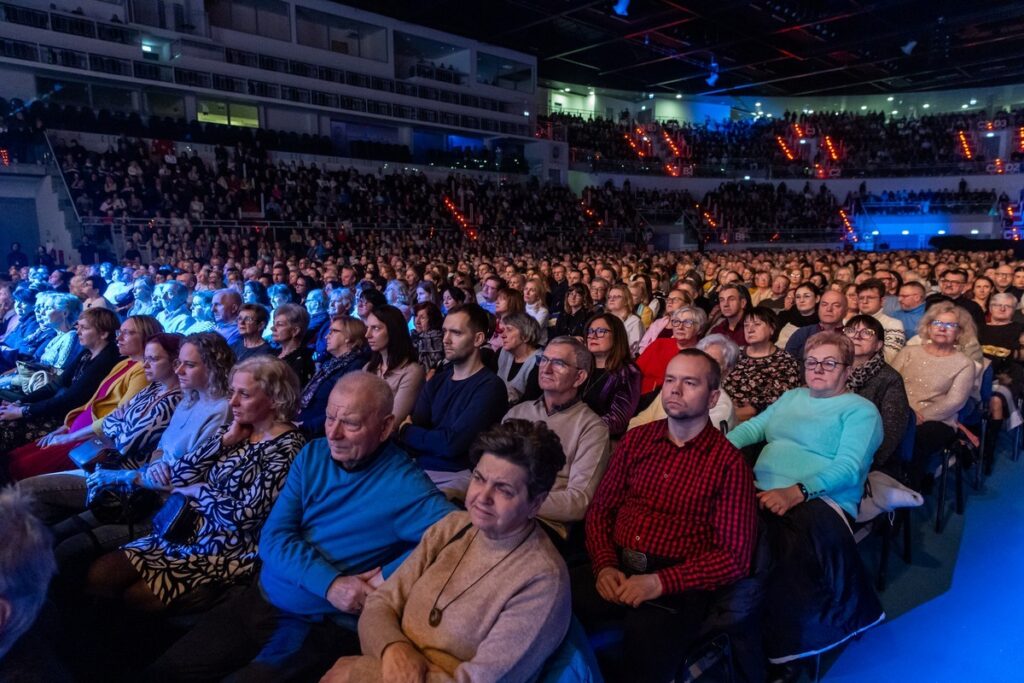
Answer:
[
  {"left": 191, "top": 431, "right": 306, "bottom": 534},
  {"left": 115, "top": 390, "right": 183, "bottom": 468},
  {"left": 168, "top": 425, "right": 230, "bottom": 487}
]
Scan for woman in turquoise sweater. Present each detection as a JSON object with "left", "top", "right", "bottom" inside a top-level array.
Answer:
[{"left": 728, "top": 331, "right": 885, "bottom": 667}]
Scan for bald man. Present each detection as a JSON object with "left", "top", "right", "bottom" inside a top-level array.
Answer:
[{"left": 147, "top": 373, "right": 454, "bottom": 681}]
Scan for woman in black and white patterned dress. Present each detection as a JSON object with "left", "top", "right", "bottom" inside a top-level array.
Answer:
[{"left": 86, "top": 355, "right": 305, "bottom": 611}]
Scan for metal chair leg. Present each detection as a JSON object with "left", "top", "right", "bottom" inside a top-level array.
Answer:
[
  {"left": 955, "top": 456, "right": 965, "bottom": 515},
  {"left": 900, "top": 508, "right": 912, "bottom": 564},
  {"left": 936, "top": 448, "right": 949, "bottom": 534},
  {"left": 877, "top": 516, "right": 891, "bottom": 592},
  {"left": 974, "top": 420, "right": 987, "bottom": 490}
]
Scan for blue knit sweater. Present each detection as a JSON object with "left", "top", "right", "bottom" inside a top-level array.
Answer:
[{"left": 258, "top": 439, "right": 454, "bottom": 618}]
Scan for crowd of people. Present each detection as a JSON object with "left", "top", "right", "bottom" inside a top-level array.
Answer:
[
  {"left": 2, "top": 228, "right": 1023, "bottom": 682},
  {"left": 541, "top": 107, "right": 1024, "bottom": 176}
]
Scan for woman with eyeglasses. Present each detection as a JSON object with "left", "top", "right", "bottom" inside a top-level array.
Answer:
[
  {"left": 552, "top": 283, "right": 592, "bottom": 340},
  {"left": 604, "top": 284, "right": 644, "bottom": 357},
  {"left": 978, "top": 293, "right": 1023, "bottom": 362},
  {"left": 728, "top": 331, "right": 885, "bottom": 666},
  {"left": 298, "top": 315, "right": 370, "bottom": 439},
  {"left": 722, "top": 306, "right": 801, "bottom": 423},
  {"left": 231, "top": 303, "right": 274, "bottom": 362},
  {"left": 582, "top": 313, "right": 642, "bottom": 437},
  {"left": 636, "top": 305, "right": 707, "bottom": 395},
  {"left": 637, "top": 288, "right": 692, "bottom": 355},
  {"left": 272, "top": 303, "right": 315, "bottom": 387},
  {"left": 0, "top": 313, "right": 160, "bottom": 482},
  {"left": 843, "top": 315, "right": 911, "bottom": 473},
  {"left": 890, "top": 302, "right": 978, "bottom": 491}
]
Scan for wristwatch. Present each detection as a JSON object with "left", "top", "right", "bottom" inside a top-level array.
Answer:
[{"left": 796, "top": 482, "right": 810, "bottom": 501}]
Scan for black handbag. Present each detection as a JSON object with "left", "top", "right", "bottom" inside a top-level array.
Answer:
[
  {"left": 86, "top": 478, "right": 161, "bottom": 526},
  {"left": 151, "top": 492, "right": 199, "bottom": 545},
  {"left": 69, "top": 437, "right": 119, "bottom": 472}
]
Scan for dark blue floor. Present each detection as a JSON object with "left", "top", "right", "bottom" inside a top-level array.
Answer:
[{"left": 826, "top": 441, "right": 1024, "bottom": 681}]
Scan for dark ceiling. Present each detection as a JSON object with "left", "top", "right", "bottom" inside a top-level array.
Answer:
[{"left": 337, "top": 0, "right": 1024, "bottom": 97}]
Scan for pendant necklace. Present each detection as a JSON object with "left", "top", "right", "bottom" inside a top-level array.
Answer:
[{"left": 428, "top": 525, "right": 535, "bottom": 628}]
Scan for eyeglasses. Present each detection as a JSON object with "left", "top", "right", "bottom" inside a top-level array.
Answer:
[
  {"left": 842, "top": 326, "right": 877, "bottom": 339},
  {"left": 237, "top": 316, "right": 259, "bottom": 324},
  {"left": 586, "top": 327, "right": 611, "bottom": 338},
  {"left": 930, "top": 320, "right": 960, "bottom": 331},
  {"left": 670, "top": 318, "right": 699, "bottom": 328},
  {"left": 990, "top": 303, "right": 1014, "bottom": 310},
  {"left": 804, "top": 358, "right": 846, "bottom": 372},
  {"left": 537, "top": 355, "right": 577, "bottom": 371},
  {"left": 666, "top": 296, "right": 686, "bottom": 304},
  {"left": 939, "top": 278, "right": 965, "bottom": 285}
]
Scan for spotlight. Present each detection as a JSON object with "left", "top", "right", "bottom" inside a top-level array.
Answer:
[
  {"left": 705, "top": 57, "right": 719, "bottom": 87},
  {"left": 675, "top": 93, "right": 682, "bottom": 99},
  {"left": 612, "top": 0, "right": 630, "bottom": 16},
  {"left": 901, "top": 40, "right": 917, "bottom": 55}
]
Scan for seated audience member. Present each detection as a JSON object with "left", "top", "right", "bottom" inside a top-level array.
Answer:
[
  {"left": 155, "top": 281, "right": 192, "bottom": 334},
  {"left": 364, "top": 304, "right": 426, "bottom": 427},
  {"left": 843, "top": 315, "right": 911, "bottom": 472},
  {"left": 0, "top": 314, "right": 159, "bottom": 481},
  {"left": 272, "top": 303, "right": 315, "bottom": 386},
  {"left": 20, "top": 333, "right": 183, "bottom": 526},
  {"left": 440, "top": 284, "right": 466, "bottom": 315},
  {"left": 211, "top": 289, "right": 243, "bottom": 345},
  {"left": 495, "top": 312, "right": 543, "bottom": 406},
  {"left": 932, "top": 268, "right": 984, "bottom": 328},
  {"left": 891, "top": 281, "right": 928, "bottom": 337},
  {"left": 355, "top": 286, "right": 387, "bottom": 322},
  {"left": 581, "top": 315, "right": 642, "bottom": 437},
  {"left": 304, "top": 288, "right": 330, "bottom": 349},
  {"left": 628, "top": 278, "right": 654, "bottom": 328},
  {"left": 979, "top": 292, "right": 1024, "bottom": 361},
  {"left": 0, "top": 282, "right": 14, "bottom": 341},
  {"left": 707, "top": 283, "right": 749, "bottom": 347},
  {"left": 487, "top": 286, "right": 524, "bottom": 351},
  {"left": 857, "top": 279, "right": 906, "bottom": 363},
  {"left": 637, "top": 305, "right": 707, "bottom": 394},
  {"left": 553, "top": 283, "right": 593, "bottom": 340},
  {"left": 0, "top": 287, "right": 51, "bottom": 371},
  {"left": 629, "top": 333, "right": 740, "bottom": 432},
  {"left": 890, "top": 302, "right": 977, "bottom": 490},
  {"left": 638, "top": 288, "right": 690, "bottom": 354},
  {"left": 776, "top": 282, "right": 821, "bottom": 348},
  {"left": 127, "top": 276, "right": 157, "bottom": 317},
  {"left": 397, "top": 303, "right": 509, "bottom": 496},
  {"left": 145, "top": 372, "right": 454, "bottom": 681},
  {"left": 231, "top": 303, "right": 273, "bottom": 361},
  {"left": 322, "top": 419, "right": 571, "bottom": 683},
  {"left": 86, "top": 356, "right": 306, "bottom": 612},
  {"left": 476, "top": 273, "right": 503, "bottom": 315},
  {"left": 0, "top": 293, "right": 81, "bottom": 398},
  {"left": 723, "top": 306, "right": 801, "bottom": 422},
  {"left": 0, "top": 487, "right": 69, "bottom": 682},
  {"left": 410, "top": 302, "right": 445, "bottom": 374},
  {"left": 604, "top": 283, "right": 644, "bottom": 356},
  {"left": 728, "top": 331, "right": 884, "bottom": 664},
  {"left": 183, "top": 291, "right": 216, "bottom": 335},
  {"left": 33, "top": 334, "right": 234, "bottom": 578},
  {"left": 505, "top": 336, "right": 610, "bottom": 541},
  {"left": 79, "top": 275, "right": 111, "bottom": 311},
  {"left": 298, "top": 315, "right": 370, "bottom": 438},
  {"left": 784, "top": 289, "right": 849, "bottom": 360},
  {"left": 577, "top": 350, "right": 756, "bottom": 682},
  {"left": 760, "top": 274, "right": 791, "bottom": 311},
  {"left": 524, "top": 277, "right": 551, "bottom": 340}
]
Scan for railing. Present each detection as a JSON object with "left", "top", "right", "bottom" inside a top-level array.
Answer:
[{"left": 859, "top": 198, "right": 998, "bottom": 215}]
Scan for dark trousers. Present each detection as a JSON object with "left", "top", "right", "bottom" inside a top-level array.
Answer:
[
  {"left": 570, "top": 563, "right": 713, "bottom": 683},
  {"left": 910, "top": 421, "right": 956, "bottom": 490},
  {"left": 145, "top": 582, "right": 359, "bottom": 683}
]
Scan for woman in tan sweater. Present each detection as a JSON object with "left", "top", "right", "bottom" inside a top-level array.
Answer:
[{"left": 321, "top": 420, "right": 571, "bottom": 683}]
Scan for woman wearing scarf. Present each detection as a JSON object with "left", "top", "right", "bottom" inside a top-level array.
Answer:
[
  {"left": 297, "top": 315, "right": 371, "bottom": 439},
  {"left": 843, "top": 314, "right": 910, "bottom": 474}
]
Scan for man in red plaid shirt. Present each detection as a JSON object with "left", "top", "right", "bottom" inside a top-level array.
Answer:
[{"left": 575, "top": 349, "right": 757, "bottom": 682}]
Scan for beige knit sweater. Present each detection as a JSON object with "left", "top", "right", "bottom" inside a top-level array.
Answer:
[{"left": 351, "top": 511, "right": 571, "bottom": 682}]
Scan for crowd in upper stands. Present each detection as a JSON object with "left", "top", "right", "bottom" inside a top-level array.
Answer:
[
  {"left": 2, "top": 224, "right": 1024, "bottom": 681},
  {"left": 542, "top": 106, "right": 1024, "bottom": 176}
]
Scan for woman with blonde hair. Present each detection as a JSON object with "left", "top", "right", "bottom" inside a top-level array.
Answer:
[
  {"left": 891, "top": 301, "right": 978, "bottom": 490},
  {"left": 86, "top": 355, "right": 306, "bottom": 612},
  {"left": 604, "top": 283, "right": 644, "bottom": 356}
]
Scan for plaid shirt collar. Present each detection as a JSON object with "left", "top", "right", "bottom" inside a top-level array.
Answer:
[{"left": 654, "top": 417, "right": 717, "bottom": 451}]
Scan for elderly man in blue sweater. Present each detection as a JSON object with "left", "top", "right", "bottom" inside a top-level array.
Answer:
[{"left": 146, "top": 372, "right": 454, "bottom": 682}]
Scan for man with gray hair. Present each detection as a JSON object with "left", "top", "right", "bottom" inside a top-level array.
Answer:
[
  {"left": 146, "top": 372, "right": 454, "bottom": 680},
  {"left": 0, "top": 487, "right": 64, "bottom": 678},
  {"left": 503, "top": 336, "right": 610, "bottom": 544},
  {"left": 211, "top": 288, "right": 243, "bottom": 346}
]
